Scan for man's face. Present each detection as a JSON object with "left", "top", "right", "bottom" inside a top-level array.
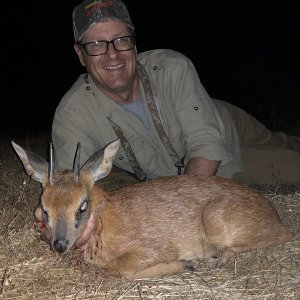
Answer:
[{"left": 74, "top": 20, "right": 137, "bottom": 100}]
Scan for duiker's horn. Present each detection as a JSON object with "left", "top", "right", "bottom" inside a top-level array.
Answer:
[
  {"left": 49, "top": 142, "right": 54, "bottom": 185},
  {"left": 74, "top": 143, "right": 81, "bottom": 183}
]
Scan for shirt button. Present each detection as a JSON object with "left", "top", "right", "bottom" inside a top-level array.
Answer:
[
  {"left": 86, "top": 86, "right": 91, "bottom": 90},
  {"left": 119, "top": 156, "right": 124, "bottom": 160},
  {"left": 194, "top": 106, "right": 199, "bottom": 110},
  {"left": 153, "top": 66, "right": 157, "bottom": 70}
]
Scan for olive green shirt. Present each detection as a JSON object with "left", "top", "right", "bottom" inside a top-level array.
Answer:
[{"left": 52, "top": 49, "right": 243, "bottom": 179}]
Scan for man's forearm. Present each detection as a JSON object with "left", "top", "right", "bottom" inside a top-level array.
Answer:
[{"left": 184, "top": 157, "right": 221, "bottom": 176}]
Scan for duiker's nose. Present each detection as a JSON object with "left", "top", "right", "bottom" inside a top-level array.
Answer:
[{"left": 53, "top": 239, "right": 69, "bottom": 253}]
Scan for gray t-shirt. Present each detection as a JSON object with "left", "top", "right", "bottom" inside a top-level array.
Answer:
[{"left": 120, "top": 97, "right": 150, "bottom": 130}]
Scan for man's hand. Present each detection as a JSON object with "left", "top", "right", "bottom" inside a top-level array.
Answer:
[
  {"left": 34, "top": 207, "right": 95, "bottom": 249},
  {"left": 73, "top": 214, "right": 95, "bottom": 249},
  {"left": 184, "top": 157, "right": 220, "bottom": 176}
]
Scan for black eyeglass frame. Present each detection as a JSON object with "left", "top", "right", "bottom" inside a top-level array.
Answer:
[{"left": 76, "top": 35, "right": 136, "bottom": 56}]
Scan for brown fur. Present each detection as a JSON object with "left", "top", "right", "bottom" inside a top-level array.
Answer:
[{"left": 11, "top": 140, "right": 295, "bottom": 280}]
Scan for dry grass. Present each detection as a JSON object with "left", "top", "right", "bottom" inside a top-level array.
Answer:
[{"left": 0, "top": 133, "right": 299, "bottom": 300}]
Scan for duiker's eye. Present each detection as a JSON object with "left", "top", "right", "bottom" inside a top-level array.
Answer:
[
  {"left": 80, "top": 201, "right": 88, "bottom": 212},
  {"left": 75, "top": 200, "right": 89, "bottom": 229}
]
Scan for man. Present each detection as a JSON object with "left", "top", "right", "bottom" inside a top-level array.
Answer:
[
  {"left": 37, "top": 0, "right": 300, "bottom": 245},
  {"left": 53, "top": 2, "right": 241, "bottom": 181}
]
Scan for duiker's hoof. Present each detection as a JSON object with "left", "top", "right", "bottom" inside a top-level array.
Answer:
[
  {"left": 214, "top": 259, "right": 224, "bottom": 269},
  {"left": 181, "top": 260, "right": 195, "bottom": 271}
]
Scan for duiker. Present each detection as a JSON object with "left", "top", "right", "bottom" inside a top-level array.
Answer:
[{"left": 12, "top": 140, "right": 294, "bottom": 280}]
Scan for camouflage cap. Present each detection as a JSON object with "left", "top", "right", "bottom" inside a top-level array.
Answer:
[{"left": 73, "top": 0, "right": 135, "bottom": 42}]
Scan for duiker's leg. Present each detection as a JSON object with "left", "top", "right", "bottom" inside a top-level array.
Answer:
[
  {"left": 213, "top": 228, "right": 294, "bottom": 267},
  {"left": 123, "top": 261, "right": 185, "bottom": 280},
  {"left": 203, "top": 196, "right": 294, "bottom": 267},
  {"left": 105, "top": 252, "right": 185, "bottom": 280},
  {"left": 215, "top": 225, "right": 294, "bottom": 267},
  {"left": 215, "top": 246, "right": 254, "bottom": 267}
]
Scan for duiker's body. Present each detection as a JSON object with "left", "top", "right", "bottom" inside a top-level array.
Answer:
[{"left": 12, "top": 140, "right": 294, "bottom": 280}]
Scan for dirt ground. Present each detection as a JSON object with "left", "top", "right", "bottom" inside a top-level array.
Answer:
[{"left": 0, "top": 133, "right": 299, "bottom": 299}]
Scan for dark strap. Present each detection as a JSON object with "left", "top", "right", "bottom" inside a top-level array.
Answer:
[
  {"left": 108, "top": 117, "right": 147, "bottom": 181},
  {"left": 136, "top": 62, "right": 185, "bottom": 174}
]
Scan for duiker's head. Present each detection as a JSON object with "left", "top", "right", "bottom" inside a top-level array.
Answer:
[{"left": 11, "top": 140, "right": 120, "bottom": 253}]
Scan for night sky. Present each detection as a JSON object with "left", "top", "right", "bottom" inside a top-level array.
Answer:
[{"left": 3, "top": 2, "right": 300, "bottom": 136}]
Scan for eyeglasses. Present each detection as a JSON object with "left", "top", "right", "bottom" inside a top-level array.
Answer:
[{"left": 77, "top": 35, "right": 136, "bottom": 56}]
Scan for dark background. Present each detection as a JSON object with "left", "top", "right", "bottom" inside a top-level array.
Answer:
[{"left": 2, "top": 1, "right": 300, "bottom": 136}]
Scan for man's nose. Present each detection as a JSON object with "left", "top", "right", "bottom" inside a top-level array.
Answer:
[{"left": 106, "top": 42, "right": 118, "bottom": 57}]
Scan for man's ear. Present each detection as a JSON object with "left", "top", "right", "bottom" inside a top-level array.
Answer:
[{"left": 74, "top": 44, "right": 86, "bottom": 67}]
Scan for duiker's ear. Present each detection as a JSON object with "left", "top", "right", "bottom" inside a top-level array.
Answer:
[
  {"left": 11, "top": 141, "right": 49, "bottom": 184},
  {"left": 82, "top": 140, "right": 120, "bottom": 181}
]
